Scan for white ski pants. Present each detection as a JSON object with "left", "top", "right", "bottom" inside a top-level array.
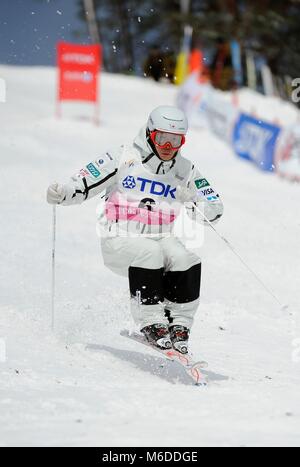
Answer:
[{"left": 101, "top": 236, "right": 201, "bottom": 330}]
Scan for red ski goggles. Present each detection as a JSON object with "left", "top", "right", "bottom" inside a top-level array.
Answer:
[{"left": 150, "top": 130, "right": 186, "bottom": 150}]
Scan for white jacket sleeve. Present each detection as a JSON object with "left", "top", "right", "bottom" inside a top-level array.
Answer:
[
  {"left": 60, "top": 147, "right": 122, "bottom": 206},
  {"left": 185, "top": 166, "right": 224, "bottom": 225}
]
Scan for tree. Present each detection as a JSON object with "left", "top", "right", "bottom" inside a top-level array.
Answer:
[
  {"left": 76, "top": 0, "right": 300, "bottom": 78},
  {"left": 189, "top": 0, "right": 300, "bottom": 77},
  {"left": 77, "top": 0, "right": 185, "bottom": 73}
]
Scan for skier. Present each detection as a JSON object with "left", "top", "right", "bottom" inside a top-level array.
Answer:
[{"left": 47, "top": 106, "right": 224, "bottom": 354}]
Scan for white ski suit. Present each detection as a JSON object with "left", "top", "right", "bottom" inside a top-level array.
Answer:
[{"left": 60, "top": 125, "right": 224, "bottom": 329}]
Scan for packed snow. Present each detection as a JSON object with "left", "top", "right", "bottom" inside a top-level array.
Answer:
[{"left": 0, "top": 65, "right": 299, "bottom": 447}]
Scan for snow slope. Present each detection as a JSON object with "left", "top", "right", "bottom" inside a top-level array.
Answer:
[
  {"left": 0, "top": 66, "right": 299, "bottom": 447},
  {"left": 214, "top": 86, "right": 299, "bottom": 127}
]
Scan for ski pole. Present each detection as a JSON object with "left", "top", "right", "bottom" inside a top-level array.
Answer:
[
  {"left": 51, "top": 205, "right": 57, "bottom": 331},
  {"left": 194, "top": 204, "right": 288, "bottom": 311}
]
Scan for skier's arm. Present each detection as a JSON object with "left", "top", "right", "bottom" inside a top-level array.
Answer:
[
  {"left": 181, "top": 167, "right": 224, "bottom": 225},
  {"left": 47, "top": 148, "right": 121, "bottom": 206}
]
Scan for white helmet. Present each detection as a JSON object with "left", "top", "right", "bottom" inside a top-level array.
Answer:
[{"left": 147, "top": 105, "right": 188, "bottom": 135}]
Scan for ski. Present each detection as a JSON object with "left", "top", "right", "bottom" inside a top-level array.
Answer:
[{"left": 120, "top": 329, "right": 208, "bottom": 386}]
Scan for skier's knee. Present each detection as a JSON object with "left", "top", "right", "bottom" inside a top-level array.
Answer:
[
  {"left": 164, "top": 263, "right": 202, "bottom": 304},
  {"left": 132, "top": 240, "right": 163, "bottom": 270},
  {"left": 164, "top": 243, "right": 201, "bottom": 272},
  {"left": 172, "top": 252, "right": 201, "bottom": 272}
]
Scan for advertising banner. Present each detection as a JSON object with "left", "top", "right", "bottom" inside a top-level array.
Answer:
[
  {"left": 204, "top": 93, "right": 239, "bottom": 143},
  {"left": 57, "top": 42, "right": 101, "bottom": 102},
  {"left": 177, "top": 75, "right": 299, "bottom": 181},
  {"left": 177, "top": 72, "right": 214, "bottom": 128},
  {"left": 275, "top": 125, "right": 300, "bottom": 181},
  {"left": 232, "top": 114, "right": 281, "bottom": 171}
]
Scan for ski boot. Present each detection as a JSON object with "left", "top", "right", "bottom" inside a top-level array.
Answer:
[
  {"left": 141, "top": 323, "right": 172, "bottom": 350},
  {"left": 169, "top": 325, "right": 190, "bottom": 354}
]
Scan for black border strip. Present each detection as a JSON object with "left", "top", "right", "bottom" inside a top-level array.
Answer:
[{"left": 83, "top": 169, "right": 118, "bottom": 200}]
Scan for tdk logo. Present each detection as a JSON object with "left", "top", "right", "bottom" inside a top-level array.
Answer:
[
  {"left": 122, "top": 176, "right": 176, "bottom": 199},
  {"left": 122, "top": 176, "right": 136, "bottom": 189}
]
